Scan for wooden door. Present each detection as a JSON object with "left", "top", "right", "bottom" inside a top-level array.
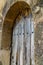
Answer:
[{"left": 11, "top": 15, "right": 35, "bottom": 65}]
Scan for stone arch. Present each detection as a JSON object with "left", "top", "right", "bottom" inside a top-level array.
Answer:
[{"left": 1, "top": 1, "right": 32, "bottom": 50}]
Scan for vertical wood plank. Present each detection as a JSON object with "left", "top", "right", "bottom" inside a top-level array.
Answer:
[
  {"left": 25, "top": 17, "right": 31, "bottom": 65},
  {"left": 11, "top": 23, "right": 18, "bottom": 65},
  {"left": 31, "top": 19, "right": 35, "bottom": 65},
  {"left": 19, "top": 18, "right": 24, "bottom": 65}
]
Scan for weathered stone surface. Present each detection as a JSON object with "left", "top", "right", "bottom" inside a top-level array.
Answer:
[
  {"left": 0, "top": 0, "right": 6, "bottom": 13},
  {"left": 35, "top": 21, "right": 43, "bottom": 65}
]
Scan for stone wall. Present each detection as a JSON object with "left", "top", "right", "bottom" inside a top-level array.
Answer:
[{"left": 0, "top": 0, "right": 43, "bottom": 65}]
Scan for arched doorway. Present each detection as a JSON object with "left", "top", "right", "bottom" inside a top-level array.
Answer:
[
  {"left": 1, "top": 1, "right": 31, "bottom": 49},
  {"left": 1, "top": 1, "right": 35, "bottom": 65}
]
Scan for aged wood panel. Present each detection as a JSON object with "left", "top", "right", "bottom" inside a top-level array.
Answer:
[{"left": 11, "top": 15, "right": 35, "bottom": 65}]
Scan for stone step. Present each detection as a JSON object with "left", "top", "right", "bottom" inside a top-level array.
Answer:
[
  {"left": 0, "top": 50, "right": 10, "bottom": 65},
  {"left": 0, "top": 30, "right": 2, "bottom": 32}
]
